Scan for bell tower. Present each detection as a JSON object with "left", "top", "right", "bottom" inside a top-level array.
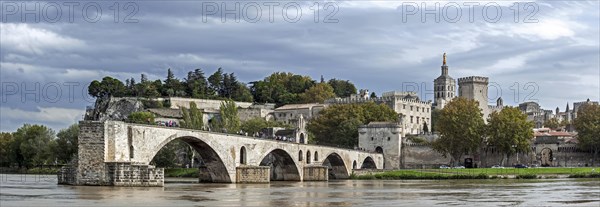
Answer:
[{"left": 433, "top": 53, "right": 456, "bottom": 109}]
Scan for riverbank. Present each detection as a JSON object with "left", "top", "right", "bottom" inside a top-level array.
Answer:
[
  {"left": 0, "top": 167, "right": 60, "bottom": 175},
  {"left": 352, "top": 167, "right": 600, "bottom": 180},
  {"left": 164, "top": 168, "right": 199, "bottom": 177}
]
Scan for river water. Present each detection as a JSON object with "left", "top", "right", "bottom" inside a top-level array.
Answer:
[{"left": 1, "top": 174, "right": 599, "bottom": 206}]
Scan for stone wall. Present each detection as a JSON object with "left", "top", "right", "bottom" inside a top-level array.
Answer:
[
  {"left": 106, "top": 162, "right": 164, "bottom": 187},
  {"left": 236, "top": 166, "right": 270, "bottom": 183},
  {"left": 76, "top": 121, "right": 109, "bottom": 185},
  {"left": 401, "top": 143, "right": 450, "bottom": 169},
  {"left": 303, "top": 166, "right": 328, "bottom": 181}
]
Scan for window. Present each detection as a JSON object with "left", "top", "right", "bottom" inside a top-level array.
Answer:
[
  {"left": 307, "top": 151, "right": 311, "bottom": 164},
  {"left": 417, "top": 117, "right": 420, "bottom": 124},
  {"left": 371, "top": 137, "right": 374, "bottom": 141},
  {"left": 410, "top": 106, "right": 413, "bottom": 111},
  {"left": 387, "top": 137, "right": 391, "bottom": 141},
  {"left": 314, "top": 151, "right": 318, "bottom": 161},
  {"left": 403, "top": 105, "right": 406, "bottom": 109},
  {"left": 299, "top": 150, "right": 303, "bottom": 161},
  {"left": 410, "top": 116, "right": 413, "bottom": 123}
]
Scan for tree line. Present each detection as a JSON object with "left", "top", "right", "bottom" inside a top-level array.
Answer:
[
  {"left": 88, "top": 69, "right": 358, "bottom": 106},
  {"left": 431, "top": 97, "right": 600, "bottom": 166},
  {"left": 0, "top": 124, "right": 79, "bottom": 168}
]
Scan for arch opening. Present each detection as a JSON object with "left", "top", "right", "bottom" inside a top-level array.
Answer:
[
  {"left": 352, "top": 160, "right": 357, "bottom": 169},
  {"left": 259, "top": 149, "right": 301, "bottom": 181},
  {"left": 240, "top": 146, "right": 247, "bottom": 164},
  {"left": 361, "top": 156, "right": 377, "bottom": 169},
  {"left": 150, "top": 136, "right": 232, "bottom": 183},
  {"left": 314, "top": 151, "right": 319, "bottom": 161},
  {"left": 298, "top": 150, "right": 303, "bottom": 161},
  {"left": 322, "top": 153, "right": 349, "bottom": 179},
  {"left": 375, "top": 146, "right": 383, "bottom": 153},
  {"left": 306, "top": 150, "right": 311, "bottom": 164}
]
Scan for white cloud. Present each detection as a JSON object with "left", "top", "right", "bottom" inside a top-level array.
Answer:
[
  {"left": 0, "top": 107, "right": 84, "bottom": 127},
  {"left": 0, "top": 23, "right": 86, "bottom": 55}
]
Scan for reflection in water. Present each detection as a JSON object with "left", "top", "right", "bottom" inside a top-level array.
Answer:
[{"left": 1, "top": 174, "right": 599, "bottom": 206}]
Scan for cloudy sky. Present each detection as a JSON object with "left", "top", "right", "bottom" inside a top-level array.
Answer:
[{"left": 0, "top": 0, "right": 598, "bottom": 132}]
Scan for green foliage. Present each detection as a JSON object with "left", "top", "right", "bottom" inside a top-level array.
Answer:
[
  {"left": 545, "top": 117, "right": 560, "bottom": 129},
  {"left": 328, "top": 79, "right": 357, "bottom": 98},
  {"left": 151, "top": 141, "right": 179, "bottom": 168},
  {"left": 11, "top": 124, "right": 56, "bottom": 168},
  {"left": 354, "top": 170, "right": 490, "bottom": 180},
  {"left": 486, "top": 107, "right": 534, "bottom": 166},
  {"left": 251, "top": 72, "right": 315, "bottom": 106},
  {"left": 141, "top": 99, "right": 163, "bottom": 108},
  {"left": 431, "top": 97, "right": 485, "bottom": 165},
  {"left": 370, "top": 92, "right": 377, "bottom": 99},
  {"left": 307, "top": 102, "right": 398, "bottom": 148},
  {"left": 406, "top": 135, "right": 428, "bottom": 144},
  {"left": 0, "top": 133, "right": 14, "bottom": 166},
  {"left": 127, "top": 112, "right": 155, "bottom": 124},
  {"left": 55, "top": 124, "right": 79, "bottom": 164},
  {"left": 211, "top": 100, "right": 241, "bottom": 133},
  {"left": 430, "top": 108, "right": 441, "bottom": 132},
  {"left": 180, "top": 102, "right": 204, "bottom": 130},
  {"left": 240, "top": 118, "right": 291, "bottom": 135},
  {"left": 301, "top": 82, "right": 336, "bottom": 103},
  {"left": 88, "top": 76, "right": 127, "bottom": 98},
  {"left": 574, "top": 104, "right": 600, "bottom": 164}
]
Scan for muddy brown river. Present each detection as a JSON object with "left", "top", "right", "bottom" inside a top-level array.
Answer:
[{"left": 1, "top": 174, "right": 599, "bottom": 206}]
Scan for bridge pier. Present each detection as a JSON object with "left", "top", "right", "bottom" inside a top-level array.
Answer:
[
  {"left": 302, "top": 166, "right": 329, "bottom": 181},
  {"left": 236, "top": 165, "right": 270, "bottom": 183}
]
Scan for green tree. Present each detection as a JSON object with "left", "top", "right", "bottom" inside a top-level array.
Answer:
[
  {"left": 486, "top": 107, "right": 534, "bottom": 166},
  {"left": 0, "top": 133, "right": 13, "bottom": 167},
  {"left": 88, "top": 77, "right": 127, "bottom": 98},
  {"left": 431, "top": 97, "right": 485, "bottom": 166},
  {"left": 127, "top": 112, "right": 155, "bottom": 124},
  {"left": 240, "top": 118, "right": 291, "bottom": 135},
  {"left": 328, "top": 79, "right": 357, "bottom": 98},
  {"left": 307, "top": 102, "right": 398, "bottom": 148},
  {"left": 430, "top": 108, "right": 441, "bottom": 132},
  {"left": 574, "top": 103, "right": 600, "bottom": 165},
  {"left": 211, "top": 100, "right": 241, "bottom": 133},
  {"left": 150, "top": 141, "right": 178, "bottom": 168},
  {"left": 208, "top": 68, "right": 224, "bottom": 97},
  {"left": 180, "top": 102, "right": 204, "bottom": 130},
  {"left": 250, "top": 72, "right": 315, "bottom": 106},
  {"left": 55, "top": 124, "right": 79, "bottom": 164},
  {"left": 301, "top": 82, "right": 336, "bottom": 103},
  {"left": 185, "top": 69, "right": 209, "bottom": 98},
  {"left": 12, "top": 124, "right": 56, "bottom": 167},
  {"left": 545, "top": 117, "right": 560, "bottom": 129},
  {"left": 370, "top": 92, "right": 377, "bottom": 99}
]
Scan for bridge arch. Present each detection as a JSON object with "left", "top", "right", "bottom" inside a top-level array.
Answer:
[
  {"left": 150, "top": 136, "right": 231, "bottom": 183},
  {"left": 322, "top": 153, "right": 349, "bottom": 179},
  {"left": 259, "top": 149, "right": 301, "bottom": 181},
  {"left": 361, "top": 156, "right": 377, "bottom": 169}
]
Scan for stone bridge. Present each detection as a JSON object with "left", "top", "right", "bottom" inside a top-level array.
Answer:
[{"left": 59, "top": 121, "right": 383, "bottom": 186}]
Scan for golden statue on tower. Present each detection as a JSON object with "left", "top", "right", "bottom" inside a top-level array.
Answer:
[{"left": 443, "top": 53, "right": 447, "bottom": 65}]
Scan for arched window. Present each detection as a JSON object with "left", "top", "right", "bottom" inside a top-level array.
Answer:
[
  {"left": 299, "top": 150, "right": 303, "bottom": 161},
  {"left": 353, "top": 161, "right": 357, "bottom": 169},
  {"left": 314, "top": 151, "right": 318, "bottom": 161},
  {"left": 240, "top": 146, "right": 247, "bottom": 164},
  {"left": 306, "top": 150, "right": 311, "bottom": 164}
]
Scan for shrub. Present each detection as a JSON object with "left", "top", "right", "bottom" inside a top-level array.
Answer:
[{"left": 128, "top": 112, "right": 155, "bottom": 124}]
